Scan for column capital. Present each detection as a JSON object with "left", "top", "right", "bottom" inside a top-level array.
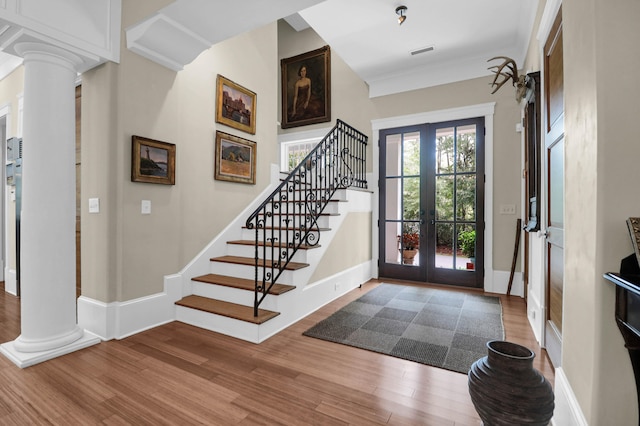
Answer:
[
  {"left": 14, "top": 41, "right": 83, "bottom": 71},
  {"left": 0, "top": 0, "right": 120, "bottom": 73}
]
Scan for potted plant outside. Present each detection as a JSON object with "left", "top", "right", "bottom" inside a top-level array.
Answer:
[
  {"left": 459, "top": 229, "right": 476, "bottom": 270},
  {"left": 398, "top": 231, "right": 420, "bottom": 265}
]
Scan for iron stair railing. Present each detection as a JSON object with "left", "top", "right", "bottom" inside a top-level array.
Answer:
[{"left": 245, "top": 119, "right": 368, "bottom": 316}]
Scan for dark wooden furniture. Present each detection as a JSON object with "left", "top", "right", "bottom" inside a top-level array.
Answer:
[{"left": 604, "top": 253, "right": 640, "bottom": 425}]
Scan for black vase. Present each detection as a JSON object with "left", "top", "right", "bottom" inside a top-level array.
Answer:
[{"left": 468, "top": 340, "right": 554, "bottom": 425}]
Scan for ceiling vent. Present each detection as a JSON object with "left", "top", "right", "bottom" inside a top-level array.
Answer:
[{"left": 410, "top": 45, "right": 435, "bottom": 56}]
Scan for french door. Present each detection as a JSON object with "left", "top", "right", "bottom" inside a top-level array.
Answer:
[{"left": 378, "top": 118, "right": 484, "bottom": 288}]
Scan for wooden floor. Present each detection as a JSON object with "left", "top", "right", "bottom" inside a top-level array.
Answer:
[{"left": 0, "top": 279, "right": 554, "bottom": 425}]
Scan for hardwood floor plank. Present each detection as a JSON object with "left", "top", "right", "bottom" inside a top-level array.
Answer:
[{"left": 0, "top": 279, "right": 553, "bottom": 425}]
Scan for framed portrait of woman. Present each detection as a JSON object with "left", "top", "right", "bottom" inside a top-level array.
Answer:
[{"left": 281, "top": 45, "right": 331, "bottom": 129}]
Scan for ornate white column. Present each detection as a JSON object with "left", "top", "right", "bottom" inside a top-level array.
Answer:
[{"left": 0, "top": 43, "right": 100, "bottom": 367}]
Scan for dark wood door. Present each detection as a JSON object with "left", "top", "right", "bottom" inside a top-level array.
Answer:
[
  {"left": 544, "top": 7, "right": 564, "bottom": 368},
  {"left": 378, "top": 125, "right": 427, "bottom": 282},
  {"left": 426, "top": 118, "right": 484, "bottom": 288}
]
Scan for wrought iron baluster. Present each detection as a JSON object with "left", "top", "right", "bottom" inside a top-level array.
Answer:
[{"left": 245, "top": 120, "right": 367, "bottom": 316}]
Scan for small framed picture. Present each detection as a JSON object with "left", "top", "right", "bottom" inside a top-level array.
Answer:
[
  {"left": 281, "top": 45, "right": 331, "bottom": 129},
  {"left": 131, "top": 135, "right": 176, "bottom": 185},
  {"left": 215, "top": 75, "right": 257, "bottom": 134},
  {"left": 214, "top": 131, "right": 256, "bottom": 185}
]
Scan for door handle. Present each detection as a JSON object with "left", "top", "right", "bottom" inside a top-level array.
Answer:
[{"left": 430, "top": 219, "right": 435, "bottom": 225}]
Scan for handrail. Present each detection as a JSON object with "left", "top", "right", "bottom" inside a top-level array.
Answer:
[{"left": 245, "top": 119, "right": 368, "bottom": 316}]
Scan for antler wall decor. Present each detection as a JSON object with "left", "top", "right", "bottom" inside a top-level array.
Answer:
[{"left": 487, "top": 56, "right": 528, "bottom": 102}]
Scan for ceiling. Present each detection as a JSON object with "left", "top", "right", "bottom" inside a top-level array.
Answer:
[
  {"left": 0, "top": 0, "right": 539, "bottom": 99},
  {"left": 293, "top": 0, "right": 539, "bottom": 97}
]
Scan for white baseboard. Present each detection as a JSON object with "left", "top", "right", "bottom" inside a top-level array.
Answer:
[
  {"left": 78, "top": 274, "right": 182, "bottom": 340},
  {"left": 485, "top": 270, "right": 524, "bottom": 297},
  {"left": 259, "top": 260, "right": 373, "bottom": 342},
  {"left": 526, "top": 289, "right": 545, "bottom": 345},
  {"left": 551, "top": 367, "right": 588, "bottom": 426},
  {"left": 80, "top": 262, "right": 373, "bottom": 345},
  {"left": 4, "top": 268, "right": 16, "bottom": 295}
]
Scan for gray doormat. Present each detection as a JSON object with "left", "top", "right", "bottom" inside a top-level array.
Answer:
[{"left": 303, "top": 283, "right": 504, "bottom": 374}]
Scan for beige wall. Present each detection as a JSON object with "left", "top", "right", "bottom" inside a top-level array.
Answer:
[
  {"left": 310, "top": 212, "right": 372, "bottom": 283},
  {"left": 278, "top": 20, "right": 375, "bottom": 173},
  {"left": 81, "top": 0, "right": 280, "bottom": 302},
  {"left": 563, "top": 0, "right": 640, "bottom": 423}
]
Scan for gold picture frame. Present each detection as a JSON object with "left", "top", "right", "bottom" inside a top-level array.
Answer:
[
  {"left": 281, "top": 45, "right": 331, "bottom": 129},
  {"left": 214, "top": 131, "right": 256, "bottom": 185},
  {"left": 131, "top": 135, "right": 176, "bottom": 185},
  {"left": 215, "top": 75, "right": 257, "bottom": 134}
]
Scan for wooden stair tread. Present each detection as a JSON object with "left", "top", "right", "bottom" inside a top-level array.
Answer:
[
  {"left": 210, "top": 255, "right": 309, "bottom": 270},
  {"left": 227, "top": 240, "right": 320, "bottom": 250},
  {"left": 176, "top": 295, "right": 279, "bottom": 324},
  {"left": 192, "top": 273, "right": 295, "bottom": 295}
]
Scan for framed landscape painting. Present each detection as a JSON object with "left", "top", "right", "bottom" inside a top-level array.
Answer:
[
  {"left": 281, "top": 45, "right": 331, "bottom": 129},
  {"left": 216, "top": 75, "right": 257, "bottom": 134},
  {"left": 131, "top": 135, "right": 176, "bottom": 185},
  {"left": 214, "top": 131, "right": 256, "bottom": 185}
]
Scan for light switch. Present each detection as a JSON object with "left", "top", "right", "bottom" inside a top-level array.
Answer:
[
  {"left": 141, "top": 200, "right": 151, "bottom": 214},
  {"left": 89, "top": 198, "right": 100, "bottom": 213},
  {"left": 500, "top": 204, "right": 516, "bottom": 215}
]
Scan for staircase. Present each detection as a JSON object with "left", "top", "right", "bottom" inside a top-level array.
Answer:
[{"left": 173, "top": 120, "right": 370, "bottom": 343}]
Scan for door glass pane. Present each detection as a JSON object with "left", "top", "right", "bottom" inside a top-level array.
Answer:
[
  {"left": 435, "top": 222, "right": 454, "bottom": 269},
  {"left": 403, "top": 132, "right": 420, "bottom": 176},
  {"left": 549, "top": 242, "right": 564, "bottom": 332},
  {"left": 436, "top": 127, "right": 455, "bottom": 174},
  {"left": 385, "top": 177, "right": 401, "bottom": 220},
  {"left": 549, "top": 139, "right": 564, "bottom": 227},
  {"left": 400, "top": 221, "right": 420, "bottom": 267},
  {"left": 458, "top": 224, "right": 476, "bottom": 271},
  {"left": 456, "top": 174, "right": 476, "bottom": 221},
  {"left": 403, "top": 177, "right": 420, "bottom": 220},
  {"left": 384, "top": 222, "right": 402, "bottom": 265},
  {"left": 385, "top": 134, "right": 401, "bottom": 176},
  {"left": 456, "top": 124, "right": 476, "bottom": 172},
  {"left": 436, "top": 175, "right": 453, "bottom": 220}
]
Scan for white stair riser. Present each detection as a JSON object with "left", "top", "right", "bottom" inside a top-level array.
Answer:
[
  {"left": 240, "top": 227, "right": 328, "bottom": 242},
  {"left": 191, "top": 281, "right": 281, "bottom": 311},
  {"left": 263, "top": 202, "right": 341, "bottom": 215},
  {"left": 176, "top": 306, "right": 261, "bottom": 343},
  {"left": 225, "top": 244, "right": 310, "bottom": 262},
  {"left": 209, "top": 262, "right": 300, "bottom": 284},
  {"left": 246, "top": 215, "right": 332, "bottom": 229}
]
